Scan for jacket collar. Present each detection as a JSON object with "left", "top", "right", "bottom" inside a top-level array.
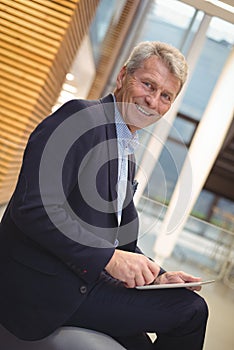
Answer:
[{"left": 99, "top": 94, "right": 118, "bottom": 218}]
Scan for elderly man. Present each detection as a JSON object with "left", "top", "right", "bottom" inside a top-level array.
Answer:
[{"left": 0, "top": 41, "right": 208, "bottom": 349}]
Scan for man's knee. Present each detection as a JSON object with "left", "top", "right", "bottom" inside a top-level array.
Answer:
[
  {"left": 193, "top": 295, "right": 209, "bottom": 324},
  {"left": 174, "top": 293, "right": 209, "bottom": 335}
]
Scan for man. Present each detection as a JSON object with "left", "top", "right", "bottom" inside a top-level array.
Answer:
[{"left": 0, "top": 41, "right": 208, "bottom": 349}]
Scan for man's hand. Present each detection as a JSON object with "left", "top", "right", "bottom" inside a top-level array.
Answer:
[
  {"left": 105, "top": 250, "right": 160, "bottom": 288},
  {"left": 154, "top": 271, "right": 202, "bottom": 291}
]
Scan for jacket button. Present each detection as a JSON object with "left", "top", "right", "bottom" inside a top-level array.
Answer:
[{"left": 80, "top": 286, "right": 87, "bottom": 294}]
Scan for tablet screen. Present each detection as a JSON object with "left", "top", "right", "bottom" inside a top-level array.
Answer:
[{"left": 135, "top": 280, "right": 215, "bottom": 290}]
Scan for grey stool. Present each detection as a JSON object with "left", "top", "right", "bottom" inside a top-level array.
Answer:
[{"left": 0, "top": 324, "right": 126, "bottom": 350}]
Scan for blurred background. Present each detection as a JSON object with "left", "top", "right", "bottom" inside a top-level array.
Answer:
[{"left": 0, "top": 1, "right": 233, "bottom": 349}]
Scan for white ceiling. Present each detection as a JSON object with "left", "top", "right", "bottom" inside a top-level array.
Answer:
[{"left": 182, "top": 0, "right": 234, "bottom": 23}]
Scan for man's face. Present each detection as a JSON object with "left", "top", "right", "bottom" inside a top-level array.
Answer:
[{"left": 114, "top": 56, "right": 181, "bottom": 133}]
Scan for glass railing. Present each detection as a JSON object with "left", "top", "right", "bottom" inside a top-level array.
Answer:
[{"left": 137, "top": 196, "right": 234, "bottom": 289}]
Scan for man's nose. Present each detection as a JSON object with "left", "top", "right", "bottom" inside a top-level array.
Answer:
[{"left": 145, "top": 92, "right": 160, "bottom": 110}]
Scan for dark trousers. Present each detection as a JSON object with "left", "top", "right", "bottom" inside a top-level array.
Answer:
[{"left": 64, "top": 272, "right": 208, "bottom": 350}]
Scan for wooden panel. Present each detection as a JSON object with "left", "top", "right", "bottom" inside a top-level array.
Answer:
[{"left": 0, "top": 0, "right": 100, "bottom": 204}]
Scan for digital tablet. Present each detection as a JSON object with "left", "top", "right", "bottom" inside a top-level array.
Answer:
[{"left": 136, "top": 280, "right": 215, "bottom": 290}]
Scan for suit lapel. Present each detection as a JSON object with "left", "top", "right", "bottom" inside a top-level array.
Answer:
[{"left": 100, "top": 95, "right": 119, "bottom": 218}]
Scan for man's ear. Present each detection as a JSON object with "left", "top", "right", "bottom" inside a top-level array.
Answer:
[{"left": 116, "top": 66, "right": 127, "bottom": 89}]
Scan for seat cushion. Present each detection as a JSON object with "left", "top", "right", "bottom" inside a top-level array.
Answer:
[{"left": 0, "top": 324, "right": 126, "bottom": 350}]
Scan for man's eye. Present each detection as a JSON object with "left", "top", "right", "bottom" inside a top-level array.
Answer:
[
  {"left": 161, "top": 93, "right": 171, "bottom": 102},
  {"left": 143, "top": 81, "right": 153, "bottom": 90}
]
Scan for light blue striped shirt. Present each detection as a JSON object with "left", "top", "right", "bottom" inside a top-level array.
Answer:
[{"left": 112, "top": 94, "right": 138, "bottom": 227}]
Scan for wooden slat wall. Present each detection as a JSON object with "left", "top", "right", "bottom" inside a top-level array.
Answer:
[{"left": 0, "top": 0, "right": 99, "bottom": 204}]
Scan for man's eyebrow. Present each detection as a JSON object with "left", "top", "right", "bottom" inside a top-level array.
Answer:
[{"left": 163, "top": 90, "right": 174, "bottom": 97}]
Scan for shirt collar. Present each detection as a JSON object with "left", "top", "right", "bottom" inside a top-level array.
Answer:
[{"left": 112, "top": 93, "right": 138, "bottom": 155}]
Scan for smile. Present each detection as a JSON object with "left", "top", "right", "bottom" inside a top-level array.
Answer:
[
  {"left": 135, "top": 104, "right": 162, "bottom": 120},
  {"left": 135, "top": 104, "right": 152, "bottom": 117}
]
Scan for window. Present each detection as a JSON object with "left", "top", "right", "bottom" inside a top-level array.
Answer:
[
  {"left": 134, "top": 0, "right": 234, "bottom": 224},
  {"left": 181, "top": 16, "right": 234, "bottom": 121}
]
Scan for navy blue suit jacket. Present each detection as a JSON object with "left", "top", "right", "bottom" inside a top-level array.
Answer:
[{"left": 0, "top": 94, "right": 140, "bottom": 340}]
